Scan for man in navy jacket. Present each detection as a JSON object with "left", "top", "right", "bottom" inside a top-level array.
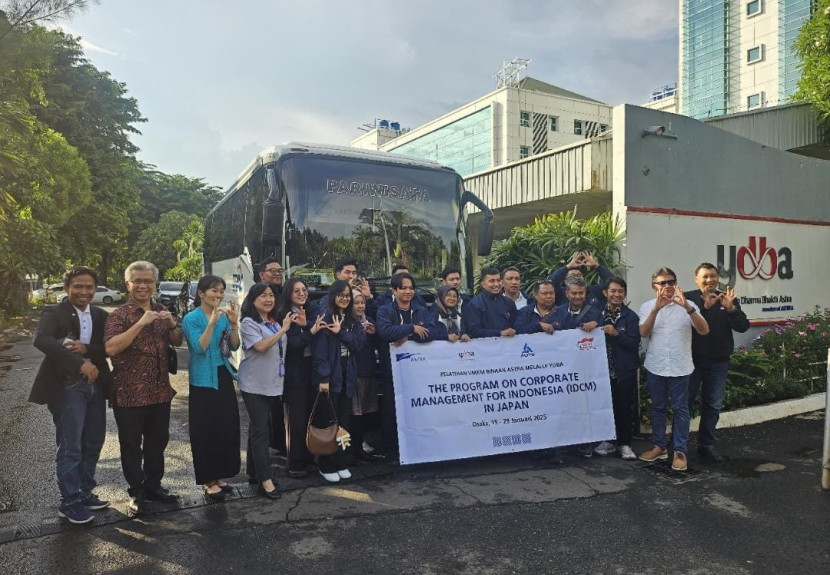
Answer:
[
  {"left": 376, "top": 273, "right": 442, "bottom": 462},
  {"left": 463, "top": 267, "right": 518, "bottom": 339},
  {"left": 596, "top": 277, "right": 641, "bottom": 460},
  {"left": 374, "top": 263, "right": 427, "bottom": 312},
  {"left": 550, "top": 278, "right": 603, "bottom": 331},
  {"left": 515, "top": 280, "right": 556, "bottom": 335},
  {"left": 549, "top": 251, "right": 614, "bottom": 307}
]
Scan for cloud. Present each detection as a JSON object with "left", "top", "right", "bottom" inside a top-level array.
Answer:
[
  {"left": 121, "top": 27, "right": 139, "bottom": 37},
  {"left": 78, "top": 38, "right": 126, "bottom": 59}
]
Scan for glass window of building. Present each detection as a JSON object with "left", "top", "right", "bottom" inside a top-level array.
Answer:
[
  {"left": 747, "top": 93, "right": 761, "bottom": 108},
  {"left": 389, "top": 107, "right": 492, "bottom": 178},
  {"left": 778, "top": 0, "right": 812, "bottom": 102},
  {"left": 520, "top": 111, "right": 530, "bottom": 127},
  {"left": 549, "top": 116, "right": 558, "bottom": 132},
  {"left": 746, "top": 0, "right": 762, "bottom": 16},
  {"left": 747, "top": 46, "right": 763, "bottom": 63},
  {"left": 519, "top": 146, "right": 529, "bottom": 159},
  {"left": 681, "top": 0, "right": 729, "bottom": 119},
  {"left": 574, "top": 120, "right": 583, "bottom": 136}
]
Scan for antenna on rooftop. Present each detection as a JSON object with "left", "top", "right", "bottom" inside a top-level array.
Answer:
[{"left": 494, "top": 58, "right": 532, "bottom": 88}]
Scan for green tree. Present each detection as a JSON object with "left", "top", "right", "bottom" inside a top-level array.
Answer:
[
  {"left": 794, "top": 0, "right": 830, "bottom": 129},
  {"left": 480, "top": 209, "right": 625, "bottom": 293},
  {"left": 0, "top": 1, "right": 98, "bottom": 38},
  {"left": 133, "top": 211, "right": 202, "bottom": 277}
]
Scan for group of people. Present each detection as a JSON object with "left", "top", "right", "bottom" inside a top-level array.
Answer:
[{"left": 31, "top": 250, "right": 748, "bottom": 525}]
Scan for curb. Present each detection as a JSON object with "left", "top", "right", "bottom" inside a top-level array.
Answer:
[{"left": 642, "top": 392, "right": 827, "bottom": 434}]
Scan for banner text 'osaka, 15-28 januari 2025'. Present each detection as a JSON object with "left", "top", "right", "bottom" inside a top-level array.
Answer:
[{"left": 391, "top": 330, "right": 615, "bottom": 465}]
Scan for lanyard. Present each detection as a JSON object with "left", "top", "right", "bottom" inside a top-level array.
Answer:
[{"left": 264, "top": 322, "right": 284, "bottom": 361}]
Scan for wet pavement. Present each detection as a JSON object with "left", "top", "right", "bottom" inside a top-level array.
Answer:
[{"left": 0, "top": 327, "right": 828, "bottom": 574}]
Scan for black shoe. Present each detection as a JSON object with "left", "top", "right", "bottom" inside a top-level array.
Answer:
[
  {"left": 127, "top": 496, "right": 145, "bottom": 517},
  {"left": 259, "top": 483, "right": 282, "bottom": 500},
  {"left": 144, "top": 487, "right": 179, "bottom": 503},
  {"left": 248, "top": 476, "right": 259, "bottom": 485},
  {"left": 357, "top": 448, "right": 386, "bottom": 463},
  {"left": 217, "top": 482, "right": 234, "bottom": 493},
  {"left": 286, "top": 467, "right": 309, "bottom": 479},
  {"left": 203, "top": 485, "right": 226, "bottom": 502},
  {"left": 697, "top": 445, "right": 725, "bottom": 463}
]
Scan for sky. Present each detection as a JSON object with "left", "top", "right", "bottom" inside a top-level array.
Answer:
[{"left": 63, "top": 0, "right": 680, "bottom": 188}]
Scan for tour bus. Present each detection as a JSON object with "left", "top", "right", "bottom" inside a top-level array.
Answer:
[{"left": 202, "top": 143, "right": 494, "bottom": 304}]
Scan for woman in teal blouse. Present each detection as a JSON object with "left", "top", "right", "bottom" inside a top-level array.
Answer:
[{"left": 181, "top": 275, "right": 241, "bottom": 500}]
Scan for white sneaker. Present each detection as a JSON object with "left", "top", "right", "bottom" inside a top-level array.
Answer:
[
  {"left": 337, "top": 468, "right": 352, "bottom": 480},
  {"left": 593, "top": 441, "right": 616, "bottom": 456},
  {"left": 618, "top": 445, "right": 637, "bottom": 460},
  {"left": 319, "top": 470, "right": 340, "bottom": 483}
]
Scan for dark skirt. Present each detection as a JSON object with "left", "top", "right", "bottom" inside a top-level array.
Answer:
[{"left": 189, "top": 366, "right": 241, "bottom": 485}]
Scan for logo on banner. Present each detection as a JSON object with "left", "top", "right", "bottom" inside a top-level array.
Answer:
[
  {"left": 457, "top": 350, "right": 476, "bottom": 360},
  {"left": 577, "top": 337, "right": 595, "bottom": 351},
  {"left": 520, "top": 343, "right": 535, "bottom": 357},
  {"left": 717, "top": 236, "right": 793, "bottom": 285},
  {"left": 395, "top": 352, "right": 425, "bottom": 362}
]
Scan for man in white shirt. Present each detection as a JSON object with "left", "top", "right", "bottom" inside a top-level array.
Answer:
[
  {"left": 638, "top": 267, "right": 709, "bottom": 471},
  {"left": 502, "top": 267, "right": 533, "bottom": 310}
]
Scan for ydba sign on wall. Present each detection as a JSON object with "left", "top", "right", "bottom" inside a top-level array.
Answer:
[{"left": 623, "top": 211, "right": 830, "bottom": 324}]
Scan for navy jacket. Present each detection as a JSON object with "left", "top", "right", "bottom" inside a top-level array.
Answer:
[
  {"left": 284, "top": 321, "right": 313, "bottom": 387},
  {"left": 550, "top": 303, "right": 603, "bottom": 331},
  {"left": 602, "top": 304, "right": 641, "bottom": 380},
  {"left": 311, "top": 313, "right": 366, "bottom": 397},
  {"left": 514, "top": 304, "right": 556, "bottom": 335},
  {"left": 376, "top": 303, "right": 443, "bottom": 344},
  {"left": 549, "top": 265, "right": 614, "bottom": 307},
  {"left": 354, "top": 321, "right": 379, "bottom": 379},
  {"left": 463, "top": 292, "right": 518, "bottom": 338}
]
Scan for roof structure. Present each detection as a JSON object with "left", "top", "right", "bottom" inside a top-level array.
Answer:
[{"left": 515, "top": 77, "right": 606, "bottom": 105}]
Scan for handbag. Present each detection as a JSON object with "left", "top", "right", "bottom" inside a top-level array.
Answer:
[
  {"left": 306, "top": 392, "right": 340, "bottom": 456},
  {"left": 167, "top": 344, "right": 178, "bottom": 374}
]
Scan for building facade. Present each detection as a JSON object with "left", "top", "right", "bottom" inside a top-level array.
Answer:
[
  {"left": 350, "top": 77, "right": 612, "bottom": 178},
  {"left": 679, "top": 0, "right": 814, "bottom": 119}
]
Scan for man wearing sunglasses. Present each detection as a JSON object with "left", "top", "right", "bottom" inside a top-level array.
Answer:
[{"left": 638, "top": 267, "right": 709, "bottom": 472}]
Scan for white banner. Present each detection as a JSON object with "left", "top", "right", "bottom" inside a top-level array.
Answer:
[{"left": 391, "top": 331, "right": 615, "bottom": 465}]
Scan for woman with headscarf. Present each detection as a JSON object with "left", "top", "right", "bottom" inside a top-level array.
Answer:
[{"left": 430, "top": 285, "right": 470, "bottom": 342}]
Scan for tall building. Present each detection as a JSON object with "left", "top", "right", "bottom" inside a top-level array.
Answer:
[
  {"left": 350, "top": 77, "right": 612, "bottom": 178},
  {"left": 679, "top": 0, "right": 814, "bottom": 119}
]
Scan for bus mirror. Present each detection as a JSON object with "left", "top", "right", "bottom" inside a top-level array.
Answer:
[
  {"left": 262, "top": 201, "right": 284, "bottom": 246},
  {"left": 460, "top": 190, "right": 495, "bottom": 256},
  {"left": 477, "top": 217, "right": 494, "bottom": 256}
]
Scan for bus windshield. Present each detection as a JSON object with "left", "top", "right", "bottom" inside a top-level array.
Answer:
[{"left": 280, "top": 155, "right": 466, "bottom": 294}]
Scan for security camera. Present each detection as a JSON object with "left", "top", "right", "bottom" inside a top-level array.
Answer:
[{"left": 641, "top": 125, "right": 666, "bottom": 137}]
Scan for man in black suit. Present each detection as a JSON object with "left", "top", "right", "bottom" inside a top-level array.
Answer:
[{"left": 31, "top": 266, "right": 111, "bottom": 525}]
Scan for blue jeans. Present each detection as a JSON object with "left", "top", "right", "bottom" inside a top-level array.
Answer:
[
  {"left": 47, "top": 380, "right": 106, "bottom": 506},
  {"left": 646, "top": 371, "right": 690, "bottom": 453},
  {"left": 688, "top": 360, "right": 730, "bottom": 447}
]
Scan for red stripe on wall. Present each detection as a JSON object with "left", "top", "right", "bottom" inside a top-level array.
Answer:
[
  {"left": 749, "top": 319, "right": 791, "bottom": 327},
  {"left": 626, "top": 206, "right": 830, "bottom": 227}
]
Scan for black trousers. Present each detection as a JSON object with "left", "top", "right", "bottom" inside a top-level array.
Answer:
[
  {"left": 381, "top": 374, "right": 398, "bottom": 458},
  {"left": 283, "top": 357, "right": 315, "bottom": 471},
  {"left": 314, "top": 391, "right": 352, "bottom": 474},
  {"left": 113, "top": 401, "right": 171, "bottom": 497},
  {"left": 242, "top": 391, "right": 278, "bottom": 484},
  {"left": 269, "top": 396, "right": 286, "bottom": 452},
  {"left": 610, "top": 375, "right": 636, "bottom": 446}
]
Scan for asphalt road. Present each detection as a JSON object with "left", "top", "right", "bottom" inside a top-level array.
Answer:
[{"left": 0, "top": 315, "right": 828, "bottom": 574}]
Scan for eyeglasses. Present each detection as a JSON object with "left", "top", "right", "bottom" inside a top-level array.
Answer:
[
  {"left": 264, "top": 268, "right": 283, "bottom": 275},
  {"left": 130, "top": 279, "right": 156, "bottom": 285},
  {"left": 653, "top": 279, "right": 677, "bottom": 287},
  {"left": 335, "top": 293, "right": 351, "bottom": 299}
]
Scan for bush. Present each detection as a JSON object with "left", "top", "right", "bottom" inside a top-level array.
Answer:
[{"left": 479, "top": 209, "right": 625, "bottom": 291}]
